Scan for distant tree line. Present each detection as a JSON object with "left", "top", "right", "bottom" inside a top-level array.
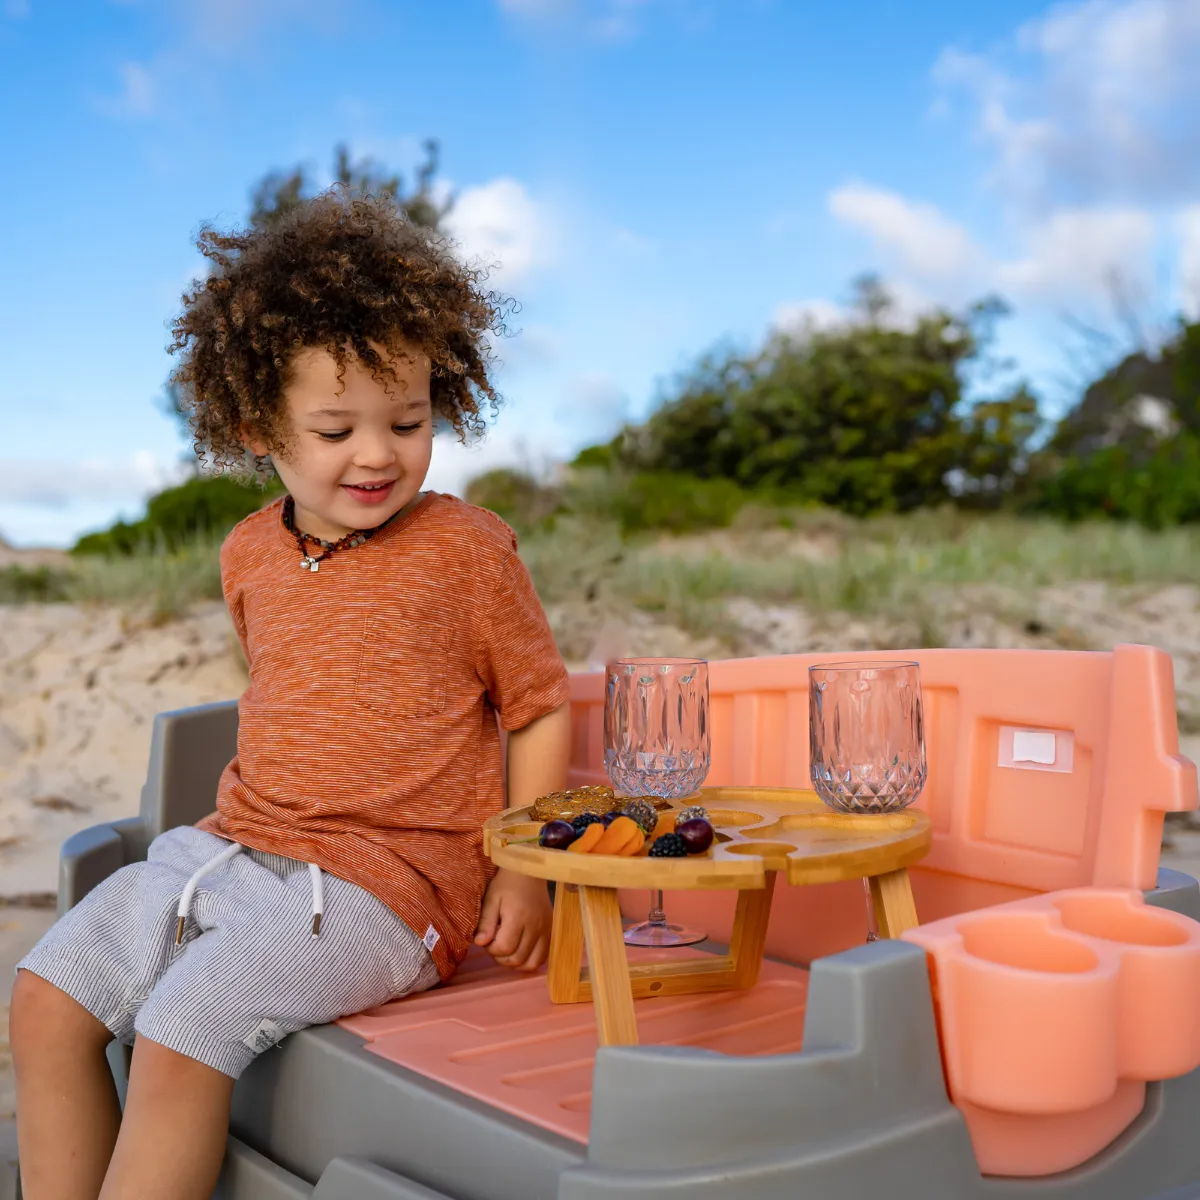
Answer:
[
  {"left": 74, "top": 146, "right": 1200, "bottom": 555},
  {"left": 562, "top": 277, "right": 1200, "bottom": 530}
]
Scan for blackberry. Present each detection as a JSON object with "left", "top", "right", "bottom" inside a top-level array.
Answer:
[
  {"left": 648, "top": 832, "right": 688, "bottom": 858},
  {"left": 571, "top": 813, "right": 605, "bottom": 835}
]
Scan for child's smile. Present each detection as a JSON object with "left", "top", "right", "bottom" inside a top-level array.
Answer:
[{"left": 342, "top": 479, "right": 397, "bottom": 506}]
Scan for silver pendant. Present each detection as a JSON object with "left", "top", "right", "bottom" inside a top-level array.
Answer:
[{"left": 300, "top": 556, "right": 320, "bottom": 572}]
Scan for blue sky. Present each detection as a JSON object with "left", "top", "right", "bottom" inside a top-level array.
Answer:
[{"left": 3, "top": 0, "right": 1199, "bottom": 546}]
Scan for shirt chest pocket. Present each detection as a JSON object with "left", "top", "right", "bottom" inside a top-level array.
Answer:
[{"left": 354, "top": 616, "right": 454, "bottom": 718}]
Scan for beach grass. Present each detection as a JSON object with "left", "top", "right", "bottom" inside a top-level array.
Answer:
[
  {"left": 0, "top": 532, "right": 224, "bottom": 623},
  {"left": 3, "top": 506, "right": 1198, "bottom": 631},
  {"left": 523, "top": 506, "right": 1200, "bottom": 641}
]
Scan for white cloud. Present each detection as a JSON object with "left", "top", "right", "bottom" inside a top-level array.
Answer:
[
  {"left": 934, "top": 0, "right": 1200, "bottom": 206},
  {"left": 96, "top": 61, "right": 158, "bottom": 119},
  {"left": 0, "top": 453, "right": 186, "bottom": 510},
  {"left": 827, "top": 181, "right": 1161, "bottom": 317},
  {"left": 444, "top": 177, "right": 550, "bottom": 286},
  {"left": 828, "top": 185, "right": 984, "bottom": 286},
  {"left": 0, "top": 454, "right": 193, "bottom": 547},
  {"left": 745, "top": 2, "right": 1200, "bottom": 396},
  {"left": 995, "top": 208, "right": 1156, "bottom": 299}
]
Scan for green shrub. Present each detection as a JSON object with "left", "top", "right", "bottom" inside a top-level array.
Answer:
[
  {"left": 465, "top": 466, "right": 776, "bottom": 537},
  {"left": 617, "top": 472, "right": 749, "bottom": 534},
  {"left": 563, "top": 470, "right": 750, "bottom": 535},
  {"left": 464, "top": 468, "right": 561, "bottom": 531},
  {"left": 603, "top": 286, "right": 1028, "bottom": 518},
  {"left": 0, "top": 565, "right": 74, "bottom": 603},
  {"left": 73, "top": 519, "right": 142, "bottom": 557},
  {"left": 1027, "top": 432, "right": 1200, "bottom": 529},
  {"left": 570, "top": 441, "right": 620, "bottom": 470},
  {"left": 69, "top": 533, "right": 225, "bottom": 622},
  {"left": 73, "top": 474, "right": 284, "bottom": 556}
]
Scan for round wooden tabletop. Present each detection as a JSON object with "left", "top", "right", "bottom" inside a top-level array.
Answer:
[{"left": 484, "top": 785, "right": 932, "bottom": 890}]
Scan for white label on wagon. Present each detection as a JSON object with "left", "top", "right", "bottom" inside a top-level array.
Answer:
[
  {"left": 997, "top": 726, "right": 1074, "bottom": 774},
  {"left": 1013, "top": 730, "right": 1057, "bottom": 765}
]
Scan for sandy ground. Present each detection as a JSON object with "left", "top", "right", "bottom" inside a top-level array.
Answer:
[
  {"left": 0, "top": 603, "right": 248, "bottom": 904},
  {"left": 0, "top": 580, "right": 1197, "bottom": 1188}
]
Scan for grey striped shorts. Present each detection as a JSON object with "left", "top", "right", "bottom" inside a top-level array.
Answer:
[{"left": 16, "top": 826, "right": 439, "bottom": 1078}]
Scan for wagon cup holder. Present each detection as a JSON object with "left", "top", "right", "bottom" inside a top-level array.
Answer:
[{"left": 902, "top": 888, "right": 1200, "bottom": 1178}]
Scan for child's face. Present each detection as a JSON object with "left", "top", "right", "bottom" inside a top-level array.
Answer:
[{"left": 261, "top": 343, "right": 435, "bottom": 541}]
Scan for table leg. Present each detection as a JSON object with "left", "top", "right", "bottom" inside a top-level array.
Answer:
[
  {"left": 577, "top": 885, "right": 639, "bottom": 1046},
  {"left": 869, "top": 868, "right": 920, "bottom": 937},
  {"left": 729, "top": 871, "right": 776, "bottom": 988},
  {"left": 547, "top": 883, "right": 585, "bottom": 1003}
]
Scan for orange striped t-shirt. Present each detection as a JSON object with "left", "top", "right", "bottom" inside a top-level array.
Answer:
[{"left": 196, "top": 491, "right": 570, "bottom": 979}]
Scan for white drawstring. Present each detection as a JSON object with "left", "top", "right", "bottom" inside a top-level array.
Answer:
[
  {"left": 174, "top": 841, "right": 326, "bottom": 944},
  {"left": 176, "top": 841, "right": 244, "bottom": 944}
]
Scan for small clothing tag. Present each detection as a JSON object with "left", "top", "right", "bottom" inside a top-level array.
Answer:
[
  {"left": 422, "top": 925, "right": 440, "bottom": 952},
  {"left": 244, "top": 1018, "right": 286, "bottom": 1055}
]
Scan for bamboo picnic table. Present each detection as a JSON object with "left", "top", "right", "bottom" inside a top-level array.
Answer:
[{"left": 483, "top": 786, "right": 932, "bottom": 1047}]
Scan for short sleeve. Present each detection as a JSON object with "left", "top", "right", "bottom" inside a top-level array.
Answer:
[
  {"left": 475, "top": 548, "right": 570, "bottom": 731},
  {"left": 219, "top": 537, "right": 251, "bottom": 666}
]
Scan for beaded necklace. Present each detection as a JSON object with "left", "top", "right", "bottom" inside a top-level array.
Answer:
[{"left": 281, "top": 494, "right": 399, "bottom": 572}]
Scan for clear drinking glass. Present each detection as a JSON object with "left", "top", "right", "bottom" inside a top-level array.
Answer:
[
  {"left": 808, "top": 660, "right": 927, "bottom": 941},
  {"left": 604, "top": 657, "right": 710, "bottom": 948}
]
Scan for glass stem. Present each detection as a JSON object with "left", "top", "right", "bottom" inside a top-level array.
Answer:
[
  {"left": 863, "top": 877, "right": 879, "bottom": 942},
  {"left": 647, "top": 889, "right": 667, "bottom": 925}
]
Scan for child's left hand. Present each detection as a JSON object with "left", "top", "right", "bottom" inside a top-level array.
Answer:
[{"left": 474, "top": 868, "right": 553, "bottom": 971}]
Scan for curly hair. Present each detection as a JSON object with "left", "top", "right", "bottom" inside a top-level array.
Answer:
[{"left": 168, "top": 188, "right": 513, "bottom": 474}]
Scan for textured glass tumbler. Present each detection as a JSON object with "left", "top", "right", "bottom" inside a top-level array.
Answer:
[
  {"left": 808, "top": 660, "right": 927, "bottom": 814},
  {"left": 809, "top": 660, "right": 927, "bottom": 942},
  {"left": 604, "top": 657, "right": 710, "bottom": 948}
]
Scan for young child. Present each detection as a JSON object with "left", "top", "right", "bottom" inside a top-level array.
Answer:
[{"left": 9, "top": 190, "right": 572, "bottom": 1200}]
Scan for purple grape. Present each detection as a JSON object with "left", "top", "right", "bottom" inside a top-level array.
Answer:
[
  {"left": 676, "top": 818, "right": 714, "bottom": 854},
  {"left": 539, "top": 820, "right": 577, "bottom": 850},
  {"left": 601, "top": 811, "right": 621, "bottom": 827}
]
